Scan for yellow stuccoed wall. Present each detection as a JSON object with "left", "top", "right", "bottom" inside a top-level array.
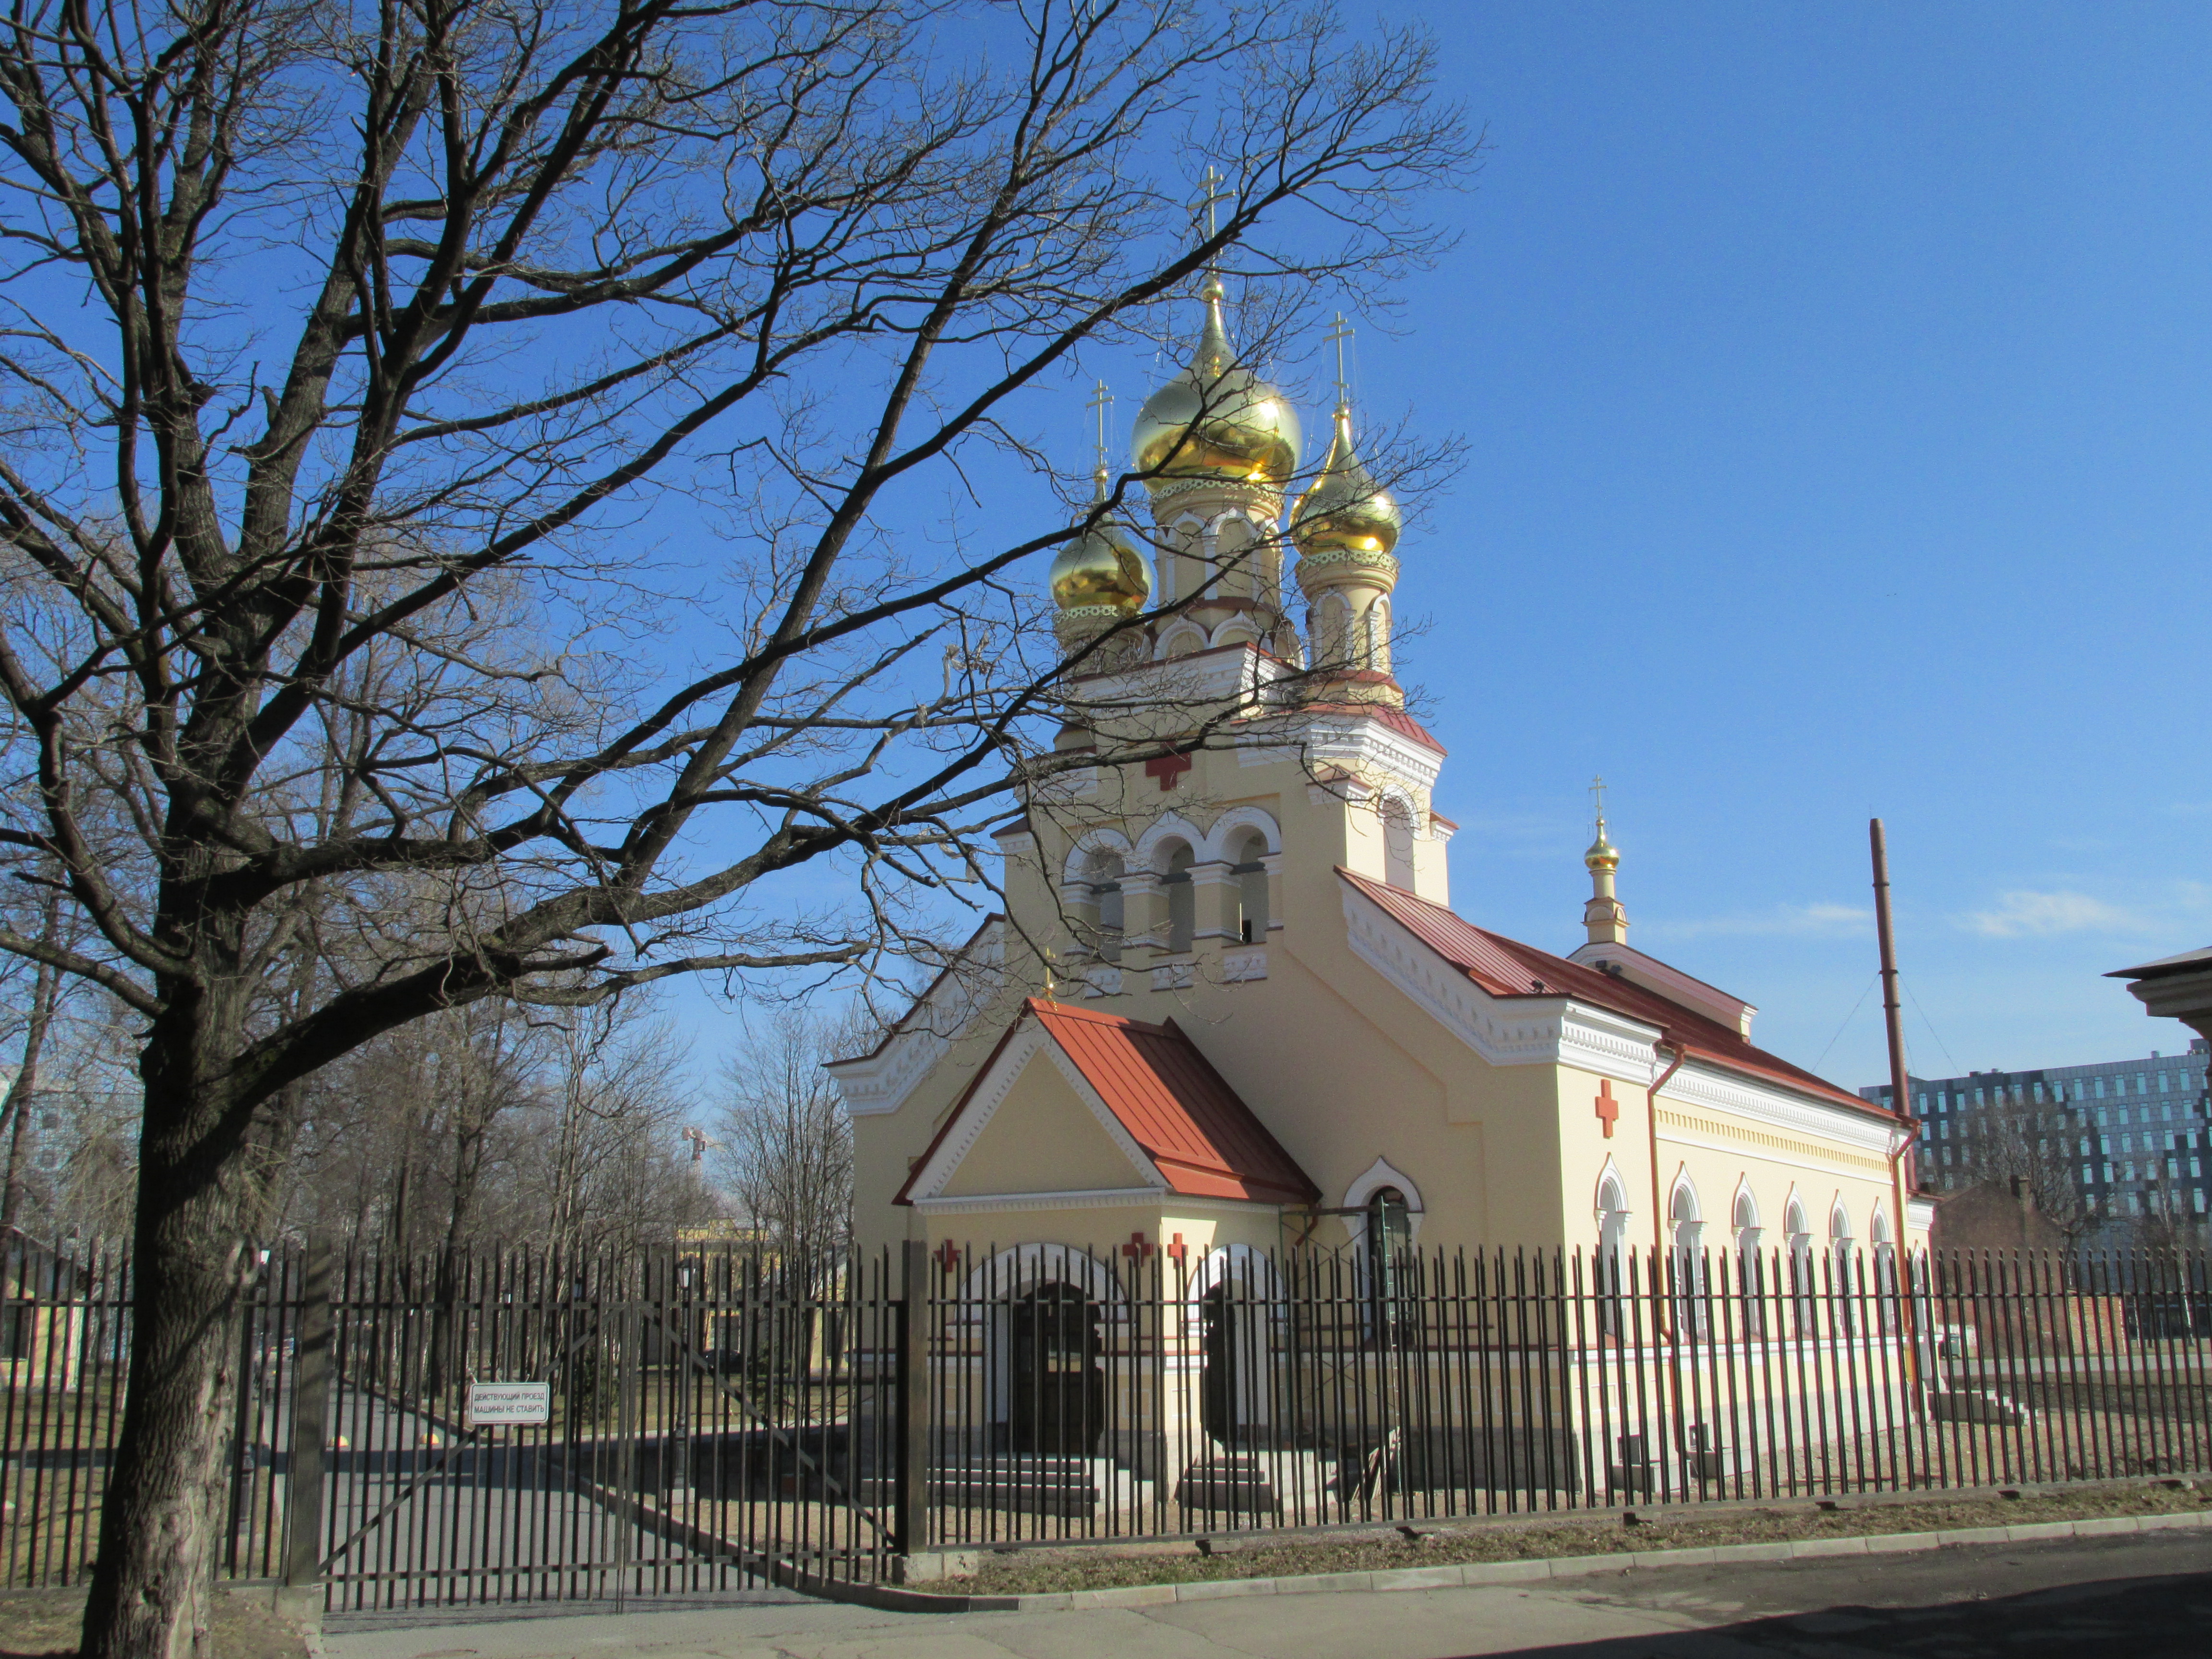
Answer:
[{"left": 848, "top": 693, "right": 1920, "bottom": 1268}]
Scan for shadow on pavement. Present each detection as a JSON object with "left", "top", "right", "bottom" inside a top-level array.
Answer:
[{"left": 1471, "top": 1565, "right": 2212, "bottom": 1659}]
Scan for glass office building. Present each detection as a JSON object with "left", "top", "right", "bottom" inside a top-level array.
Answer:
[{"left": 1860, "top": 1038, "right": 2212, "bottom": 1224}]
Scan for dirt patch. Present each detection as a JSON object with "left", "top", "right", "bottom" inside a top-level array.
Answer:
[
  {"left": 949, "top": 1479, "right": 2212, "bottom": 1596},
  {"left": 0, "top": 1587, "right": 311, "bottom": 1659}
]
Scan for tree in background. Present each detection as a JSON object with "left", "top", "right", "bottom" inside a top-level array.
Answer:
[
  {"left": 1957, "top": 1093, "right": 2106, "bottom": 1241},
  {"left": 718, "top": 1008, "right": 858, "bottom": 1285},
  {"left": 0, "top": 3, "right": 1466, "bottom": 1651}
]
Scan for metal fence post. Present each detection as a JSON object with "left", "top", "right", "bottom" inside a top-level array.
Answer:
[
  {"left": 895, "top": 1239, "right": 929, "bottom": 1565},
  {"left": 281, "top": 1237, "right": 332, "bottom": 1612}
]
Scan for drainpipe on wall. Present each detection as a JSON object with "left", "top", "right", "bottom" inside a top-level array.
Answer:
[{"left": 1647, "top": 1038, "right": 1687, "bottom": 1339}]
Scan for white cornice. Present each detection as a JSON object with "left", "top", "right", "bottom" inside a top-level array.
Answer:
[
  {"left": 1297, "top": 710, "right": 1444, "bottom": 793},
  {"left": 1341, "top": 884, "right": 1654, "bottom": 1071},
  {"left": 914, "top": 1187, "right": 1166, "bottom": 1214},
  {"left": 1664, "top": 1059, "right": 1897, "bottom": 1157},
  {"left": 824, "top": 924, "right": 1003, "bottom": 1117}
]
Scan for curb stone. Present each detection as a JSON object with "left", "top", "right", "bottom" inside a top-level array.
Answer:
[{"left": 844, "top": 1508, "right": 2210, "bottom": 1613}]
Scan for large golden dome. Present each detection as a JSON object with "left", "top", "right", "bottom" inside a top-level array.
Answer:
[
  {"left": 1129, "top": 281, "right": 1301, "bottom": 488},
  {"left": 1291, "top": 405, "right": 1400, "bottom": 561},
  {"left": 1050, "top": 479, "right": 1153, "bottom": 613}
]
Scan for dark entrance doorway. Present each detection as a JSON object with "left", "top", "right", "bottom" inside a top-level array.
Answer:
[
  {"left": 1009, "top": 1282, "right": 1103, "bottom": 1455},
  {"left": 1200, "top": 1282, "right": 1272, "bottom": 1442}
]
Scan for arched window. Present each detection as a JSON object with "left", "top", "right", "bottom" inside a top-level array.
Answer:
[
  {"left": 1364, "top": 596, "right": 1392, "bottom": 673},
  {"left": 1671, "top": 1179, "right": 1706, "bottom": 1336},
  {"left": 1785, "top": 1197, "right": 1814, "bottom": 1336},
  {"left": 1230, "top": 832, "right": 1270, "bottom": 944},
  {"left": 1087, "top": 851, "right": 1125, "bottom": 963},
  {"left": 1366, "top": 1186, "right": 1412, "bottom": 1342},
  {"left": 1160, "top": 841, "right": 1195, "bottom": 954},
  {"left": 1382, "top": 797, "right": 1416, "bottom": 891},
  {"left": 1732, "top": 1188, "right": 1765, "bottom": 1336},
  {"left": 1829, "top": 1203, "right": 1856, "bottom": 1334},
  {"left": 1596, "top": 1171, "right": 1632, "bottom": 1333},
  {"left": 1311, "top": 591, "right": 1352, "bottom": 667}
]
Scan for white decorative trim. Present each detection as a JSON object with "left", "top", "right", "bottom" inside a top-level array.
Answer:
[
  {"left": 903, "top": 1022, "right": 1167, "bottom": 1202},
  {"left": 914, "top": 1187, "right": 1163, "bottom": 1214},
  {"left": 1730, "top": 1175, "right": 1762, "bottom": 1230},
  {"left": 1906, "top": 1195, "right": 1935, "bottom": 1233},
  {"left": 824, "top": 923, "right": 1003, "bottom": 1117},
  {"left": 1061, "top": 827, "right": 1136, "bottom": 886},
  {"left": 1664, "top": 1059, "right": 1895, "bottom": 1156},
  {"left": 1221, "top": 946, "right": 1268, "bottom": 982},
  {"left": 1151, "top": 959, "right": 1195, "bottom": 991},
  {"left": 1594, "top": 1157, "right": 1631, "bottom": 1223},
  {"left": 1297, "top": 709, "right": 1445, "bottom": 794},
  {"left": 1341, "top": 884, "right": 1659, "bottom": 1072},
  {"left": 1669, "top": 1169, "right": 1702, "bottom": 1223},
  {"left": 1081, "top": 965, "right": 1124, "bottom": 998},
  {"left": 1341, "top": 1155, "right": 1426, "bottom": 1249},
  {"left": 954, "top": 1243, "right": 1128, "bottom": 1311},
  {"left": 1132, "top": 813, "right": 1207, "bottom": 869},
  {"left": 1202, "top": 805, "right": 1282, "bottom": 860}
]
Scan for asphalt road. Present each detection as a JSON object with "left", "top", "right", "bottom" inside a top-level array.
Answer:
[{"left": 321, "top": 1530, "right": 2212, "bottom": 1658}]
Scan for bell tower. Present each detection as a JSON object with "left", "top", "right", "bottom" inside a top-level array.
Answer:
[{"left": 1290, "top": 315, "right": 1402, "bottom": 704}]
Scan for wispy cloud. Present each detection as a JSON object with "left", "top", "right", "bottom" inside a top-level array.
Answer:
[
  {"left": 1659, "top": 902, "right": 1871, "bottom": 940},
  {"left": 1961, "top": 890, "right": 2156, "bottom": 938}
]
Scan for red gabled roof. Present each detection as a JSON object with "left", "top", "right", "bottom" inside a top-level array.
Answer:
[
  {"left": 1338, "top": 869, "right": 1887, "bottom": 1119},
  {"left": 895, "top": 998, "right": 1319, "bottom": 1206}
]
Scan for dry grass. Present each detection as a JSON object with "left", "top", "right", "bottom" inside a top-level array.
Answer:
[
  {"left": 0, "top": 1587, "right": 308, "bottom": 1659},
  {"left": 949, "top": 1479, "right": 2212, "bottom": 1595}
]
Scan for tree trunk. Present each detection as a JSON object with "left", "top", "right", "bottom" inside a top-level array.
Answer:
[
  {"left": 81, "top": 992, "right": 280, "bottom": 1659},
  {"left": 0, "top": 895, "right": 65, "bottom": 1234}
]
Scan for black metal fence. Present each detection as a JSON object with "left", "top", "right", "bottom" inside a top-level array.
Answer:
[{"left": 0, "top": 1238, "right": 2206, "bottom": 1607}]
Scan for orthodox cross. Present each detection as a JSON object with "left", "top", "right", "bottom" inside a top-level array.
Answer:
[
  {"left": 1595, "top": 1078, "right": 1620, "bottom": 1138},
  {"left": 1087, "top": 378, "right": 1112, "bottom": 478},
  {"left": 1326, "top": 312, "right": 1353, "bottom": 413},
  {"left": 1589, "top": 774, "right": 1608, "bottom": 830},
  {"left": 1194, "top": 164, "right": 1228, "bottom": 241},
  {"left": 1144, "top": 751, "right": 1193, "bottom": 792}
]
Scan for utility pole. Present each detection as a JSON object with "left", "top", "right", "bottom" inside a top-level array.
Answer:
[{"left": 1870, "top": 817, "right": 1922, "bottom": 1389}]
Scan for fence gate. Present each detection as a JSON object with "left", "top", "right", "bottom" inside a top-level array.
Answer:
[{"left": 310, "top": 1245, "right": 899, "bottom": 1611}]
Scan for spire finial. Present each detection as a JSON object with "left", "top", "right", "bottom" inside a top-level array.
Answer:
[
  {"left": 1583, "top": 775, "right": 1626, "bottom": 944},
  {"left": 1086, "top": 378, "right": 1112, "bottom": 496},
  {"left": 1326, "top": 312, "right": 1353, "bottom": 417},
  {"left": 1194, "top": 166, "right": 1229, "bottom": 301},
  {"left": 1589, "top": 773, "right": 1608, "bottom": 839}
]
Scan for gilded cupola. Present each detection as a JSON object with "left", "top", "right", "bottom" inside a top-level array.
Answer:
[
  {"left": 1291, "top": 401, "right": 1401, "bottom": 564},
  {"left": 1129, "top": 274, "right": 1302, "bottom": 492},
  {"left": 1052, "top": 382, "right": 1153, "bottom": 661}
]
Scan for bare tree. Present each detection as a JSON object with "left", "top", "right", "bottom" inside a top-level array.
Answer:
[
  {"left": 718, "top": 1005, "right": 856, "bottom": 1281},
  {"left": 1958, "top": 1094, "right": 2105, "bottom": 1241},
  {"left": 0, "top": 3, "right": 1466, "bottom": 1651}
]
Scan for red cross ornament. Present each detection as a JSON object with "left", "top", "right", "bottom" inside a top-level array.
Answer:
[
  {"left": 1143, "top": 752, "right": 1193, "bottom": 792},
  {"left": 1164, "top": 1233, "right": 1188, "bottom": 1263},
  {"left": 1121, "top": 1231, "right": 1155, "bottom": 1260},
  {"left": 933, "top": 1239, "right": 962, "bottom": 1273},
  {"left": 1595, "top": 1078, "right": 1620, "bottom": 1139}
]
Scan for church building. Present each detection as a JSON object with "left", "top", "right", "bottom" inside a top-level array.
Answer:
[{"left": 830, "top": 274, "right": 1930, "bottom": 1300}]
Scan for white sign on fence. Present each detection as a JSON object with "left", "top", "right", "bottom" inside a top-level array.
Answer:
[{"left": 466, "top": 1381, "right": 551, "bottom": 1425}]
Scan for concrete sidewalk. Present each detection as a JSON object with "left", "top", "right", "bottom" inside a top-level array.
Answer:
[{"left": 321, "top": 1530, "right": 2212, "bottom": 1659}]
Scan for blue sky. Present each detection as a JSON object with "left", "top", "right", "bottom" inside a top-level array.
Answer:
[
  {"left": 1363, "top": 1, "right": 2212, "bottom": 1088},
  {"left": 671, "top": 3, "right": 2211, "bottom": 1095}
]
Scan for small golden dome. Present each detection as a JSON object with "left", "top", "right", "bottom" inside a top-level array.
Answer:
[
  {"left": 1292, "top": 405, "right": 1401, "bottom": 561},
  {"left": 1130, "top": 281, "right": 1301, "bottom": 488},
  {"left": 1584, "top": 821, "right": 1619, "bottom": 870},
  {"left": 1050, "top": 475, "right": 1153, "bottom": 613}
]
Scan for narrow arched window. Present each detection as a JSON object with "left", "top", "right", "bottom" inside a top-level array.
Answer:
[
  {"left": 1230, "top": 832, "right": 1269, "bottom": 943},
  {"left": 1382, "top": 798, "right": 1416, "bottom": 891},
  {"left": 1088, "top": 852, "right": 1125, "bottom": 964},
  {"left": 1366, "top": 1186, "right": 1411, "bottom": 1341},
  {"left": 1161, "top": 841, "right": 1195, "bottom": 954}
]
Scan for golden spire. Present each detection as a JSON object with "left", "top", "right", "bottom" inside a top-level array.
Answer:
[
  {"left": 1584, "top": 775, "right": 1627, "bottom": 946},
  {"left": 1049, "top": 380, "right": 1151, "bottom": 614},
  {"left": 1291, "top": 313, "right": 1401, "bottom": 561}
]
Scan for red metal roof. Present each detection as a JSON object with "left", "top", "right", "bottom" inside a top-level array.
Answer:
[
  {"left": 1339, "top": 869, "right": 1887, "bottom": 1118},
  {"left": 895, "top": 999, "right": 1319, "bottom": 1205}
]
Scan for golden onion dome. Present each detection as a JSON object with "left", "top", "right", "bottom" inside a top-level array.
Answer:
[
  {"left": 1049, "top": 471, "right": 1153, "bottom": 613},
  {"left": 1130, "top": 279, "right": 1301, "bottom": 488},
  {"left": 1584, "top": 820, "right": 1620, "bottom": 871},
  {"left": 1291, "top": 404, "right": 1401, "bottom": 561}
]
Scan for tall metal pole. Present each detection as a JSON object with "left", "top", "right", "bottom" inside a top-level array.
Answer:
[{"left": 1870, "top": 818, "right": 1922, "bottom": 1390}]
